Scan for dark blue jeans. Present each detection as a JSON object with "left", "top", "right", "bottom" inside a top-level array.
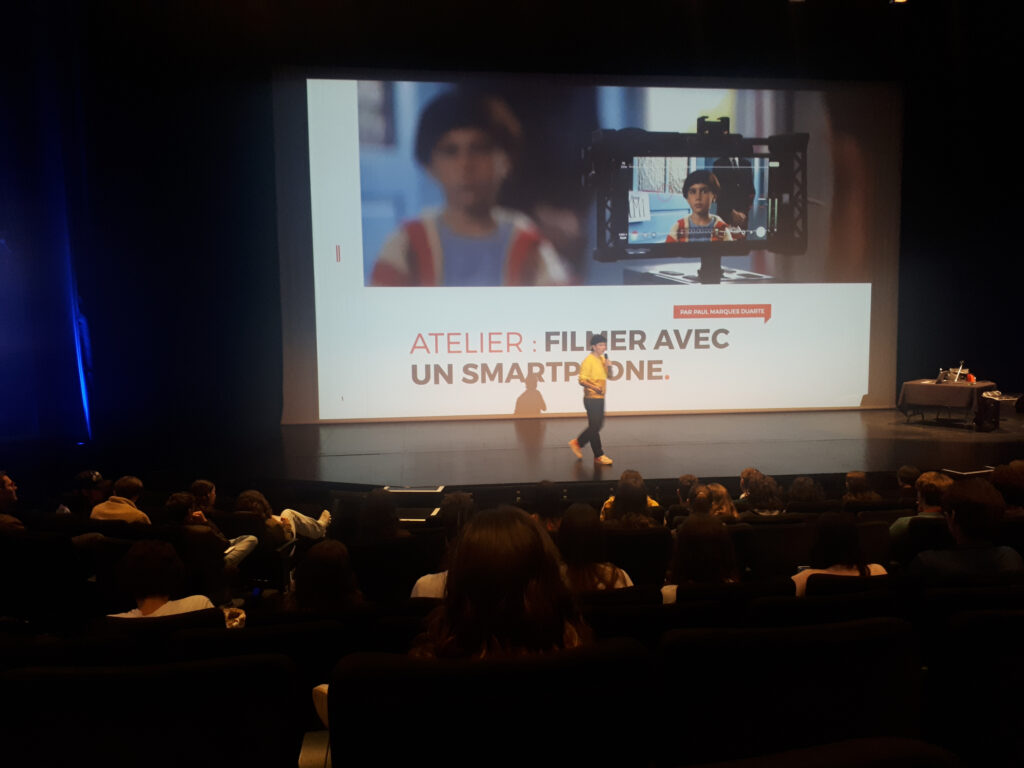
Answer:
[{"left": 577, "top": 397, "right": 604, "bottom": 457}]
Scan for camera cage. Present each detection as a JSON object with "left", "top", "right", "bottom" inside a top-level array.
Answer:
[{"left": 583, "top": 118, "right": 809, "bottom": 270}]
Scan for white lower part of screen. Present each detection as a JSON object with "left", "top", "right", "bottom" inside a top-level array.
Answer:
[{"left": 313, "top": 283, "right": 871, "bottom": 420}]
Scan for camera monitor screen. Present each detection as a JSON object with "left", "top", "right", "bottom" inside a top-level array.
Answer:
[{"left": 625, "top": 155, "right": 771, "bottom": 245}]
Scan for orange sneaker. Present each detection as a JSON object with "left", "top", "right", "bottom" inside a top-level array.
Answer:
[
  {"left": 594, "top": 455, "right": 613, "bottom": 465},
  {"left": 568, "top": 439, "right": 583, "bottom": 459}
]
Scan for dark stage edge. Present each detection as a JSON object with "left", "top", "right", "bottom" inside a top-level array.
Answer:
[{"left": 279, "top": 409, "right": 1024, "bottom": 489}]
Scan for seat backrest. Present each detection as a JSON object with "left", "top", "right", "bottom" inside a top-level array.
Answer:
[
  {"left": 904, "top": 517, "right": 954, "bottom": 561},
  {"left": 804, "top": 573, "right": 890, "bottom": 596},
  {"left": 604, "top": 526, "right": 672, "bottom": 587},
  {"left": 657, "top": 618, "right": 921, "bottom": 764},
  {"left": 857, "top": 521, "right": 891, "bottom": 565},
  {"left": 330, "top": 639, "right": 653, "bottom": 766},
  {"left": 0, "top": 653, "right": 303, "bottom": 768},
  {"left": 349, "top": 533, "right": 447, "bottom": 604},
  {"left": 730, "top": 523, "right": 814, "bottom": 579}
]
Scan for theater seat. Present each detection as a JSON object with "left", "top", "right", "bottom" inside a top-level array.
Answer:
[
  {"left": 0, "top": 653, "right": 304, "bottom": 768},
  {"left": 682, "top": 737, "right": 960, "bottom": 768},
  {"left": 603, "top": 526, "right": 672, "bottom": 587},
  {"left": 329, "top": 638, "right": 652, "bottom": 766},
  {"left": 656, "top": 618, "right": 921, "bottom": 764}
]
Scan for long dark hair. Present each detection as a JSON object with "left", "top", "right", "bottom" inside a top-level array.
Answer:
[
  {"left": 292, "top": 540, "right": 363, "bottom": 613},
  {"left": 415, "top": 506, "right": 587, "bottom": 658},
  {"left": 669, "top": 515, "right": 739, "bottom": 585},
  {"left": 809, "top": 513, "right": 868, "bottom": 575},
  {"left": 606, "top": 479, "right": 653, "bottom": 527},
  {"left": 558, "top": 503, "right": 624, "bottom": 592}
]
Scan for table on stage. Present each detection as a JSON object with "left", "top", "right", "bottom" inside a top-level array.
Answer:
[{"left": 897, "top": 378, "right": 997, "bottom": 427}]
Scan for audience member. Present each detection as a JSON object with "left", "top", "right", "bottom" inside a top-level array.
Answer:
[
  {"left": 787, "top": 476, "right": 826, "bottom": 505},
  {"left": 738, "top": 467, "right": 763, "bottom": 500},
  {"left": 903, "top": 478, "right": 1024, "bottom": 585},
  {"left": 895, "top": 465, "right": 922, "bottom": 503},
  {"left": 55, "top": 470, "right": 107, "bottom": 519},
  {"left": 662, "top": 515, "right": 739, "bottom": 604},
  {"left": 600, "top": 470, "right": 660, "bottom": 520},
  {"left": 558, "top": 503, "right": 633, "bottom": 593},
  {"left": 235, "top": 489, "right": 331, "bottom": 546},
  {"left": 889, "top": 471, "right": 954, "bottom": 543},
  {"left": 791, "top": 513, "right": 886, "bottom": 596},
  {"left": 604, "top": 478, "right": 658, "bottom": 528},
  {"left": 412, "top": 506, "right": 588, "bottom": 658},
  {"left": 666, "top": 473, "right": 699, "bottom": 527},
  {"left": 991, "top": 464, "right": 1024, "bottom": 517},
  {"left": 708, "top": 483, "right": 739, "bottom": 519},
  {"left": 689, "top": 485, "right": 713, "bottom": 517},
  {"left": 0, "top": 470, "right": 24, "bottom": 531},
  {"left": 842, "top": 471, "right": 882, "bottom": 504},
  {"left": 91, "top": 475, "right": 151, "bottom": 524},
  {"left": 189, "top": 478, "right": 217, "bottom": 514},
  {"left": 109, "top": 540, "right": 214, "bottom": 617},
  {"left": 531, "top": 480, "right": 564, "bottom": 533},
  {"left": 166, "top": 492, "right": 258, "bottom": 568},
  {"left": 355, "top": 489, "right": 408, "bottom": 544},
  {"left": 437, "top": 491, "right": 477, "bottom": 535},
  {"left": 738, "top": 475, "right": 786, "bottom": 519},
  {"left": 291, "top": 540, "right": 363, "bottom": 613}
]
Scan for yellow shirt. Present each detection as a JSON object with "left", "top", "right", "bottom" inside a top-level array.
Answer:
[{"left": 579, "top": 353, "right": 608, "bottom": 399}]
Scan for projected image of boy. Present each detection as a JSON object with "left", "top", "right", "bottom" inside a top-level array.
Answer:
[
  {"left": 370, "top": 90, "right": 569, "bottom": 287},
  {"left": 665, "top": 170, "right": 733, "bottom": 243}
]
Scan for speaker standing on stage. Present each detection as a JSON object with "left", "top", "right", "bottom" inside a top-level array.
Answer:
[{"left": 569, "top": 334, "right": 613, "bottom": 466}]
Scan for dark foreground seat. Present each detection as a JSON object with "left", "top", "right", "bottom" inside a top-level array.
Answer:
[
  {"left": 0, "top": 653, "right": 303, "bottom": 768},
  {"left": 684, "top": 737, "right": 961, "bottom": 768},
  {"left": 329, "top": 638, "right": 653, "bottom": 767},
  {"left": 656, "top": 618, "right": 921, "bottom": 765}
]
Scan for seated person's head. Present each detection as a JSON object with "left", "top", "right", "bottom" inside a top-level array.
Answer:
[
  {"left": 607, "top": 478, "right": 650, "bottom": 523},
  {"left": 425, "top": 506, "right": 582, "bottom": 657},
  {"left": 619, "top": 469, "right": 644, "bottom": 486},
  {"left": 438, "top": 491, "right": 477, "bottom": 531},
  {"left": 113, "top": 475, "right": 143, "bottom": 502},
  {"left": 943, "top": 478, "right": 1006, "bottom": 543},
  {"left": 73, "top": 470, "right": 106, "bottom": 504},
  {"left": 235, "top": 489, "right": 274, "bottom": 520},
  {"left": 670, "top": 515, "right": 738, "bottom": 585},
  {"left": 740, "top": 467, "right": 763, "bottom": 494},
  {"left": 0, "top": 471, "right": 17, "bottom": 513},
  {"left": 532, "top": 480, "right": 564, "bottom": 529},
  {"left": 677, "top": 474, "right": 699, "bottom": 503},
  {"left": 165, "top": 492, "right": 198, "bottom": 524},
  {"left": 292, "top": 540, "right": 362, "bottom": 613},
  {"left": 414, "top": 90, "right": 522, "bottom": 216},
  {"left": 557, "top": 503, "right": 610, "bottom": 591},
  {"left": 788, "top": 476, "right": 825, "bottom": 504},
  {"left": 844, "top": 471, "right": 873, "bottom": 498},
  {"left": 990, "top": 465, "right": 1024, "bottom": 509},
  {"left": 897, "top": 465, "right": 921, "bottom": 489},
  {"left": 357, "top": 489, "right": 401, "bottom": 541},
  {"left": 189, "top": 479, "right": 216, "bottom": 511},
  {"left": 119, "top": 540, "right": 186, "bottom": 606},
  {"left": 689, "top": 484, "right": 713, "bottom": 516},
  {"left": 707, "top": 483, "right": 738, "bottom": 518},
  {"left": 809, "top": 513, "right": 867, "bottom": 573},
  {"left": 915, "top": 471, "right": 954, "bottom": 510},
  {"left": 746, "top": 475, "right": 784, "bottom": 512}
]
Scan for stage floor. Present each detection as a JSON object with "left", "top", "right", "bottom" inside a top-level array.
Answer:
[{"left": 278, "top": 409, "right": 1024, "bottom": 488}]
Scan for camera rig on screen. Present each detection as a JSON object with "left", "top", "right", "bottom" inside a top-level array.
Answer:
[{"left": 583, "top": 118, "right": 808, "bottom": 283}]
